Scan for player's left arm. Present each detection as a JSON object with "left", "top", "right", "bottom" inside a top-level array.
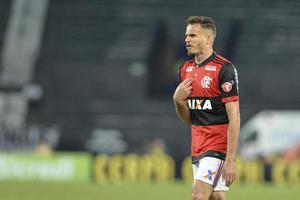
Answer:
[
  {"left": 218, "top": 63, "right": 240, "bottom": 186},
  {"left": 223, "top": 100, "right": 240, "bottom": 186}
]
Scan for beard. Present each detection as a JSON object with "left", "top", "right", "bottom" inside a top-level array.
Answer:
[
  {"left": 187, "top": 50, "right": 195, "bottom": 57},
  {"left": 186, "top": 46, "right": 200, "bottom": 57},
  {"left": 187, "top": 51, "right": 195, "bottom": 56}
]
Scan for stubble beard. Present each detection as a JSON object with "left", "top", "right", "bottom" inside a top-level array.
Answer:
[{"left": 187, "top": 50, "right": 195, "bottom": 57}]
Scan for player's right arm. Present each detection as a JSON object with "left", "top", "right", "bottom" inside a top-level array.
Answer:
[{"left": 173, "top": 78, "right": 192, "bottom": 124}]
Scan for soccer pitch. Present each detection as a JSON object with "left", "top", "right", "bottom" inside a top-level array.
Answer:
[{"left": 0, "top": 181, "right": 299, "bottom": 200}]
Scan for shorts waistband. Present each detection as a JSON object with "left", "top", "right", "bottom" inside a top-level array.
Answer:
[{"left": 192, "top": 150, "right": 226, "bottom": 164}]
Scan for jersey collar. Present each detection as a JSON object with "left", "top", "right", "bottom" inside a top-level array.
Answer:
[{"left": 195, "top": 51, "right": 217, "bottom": 67}]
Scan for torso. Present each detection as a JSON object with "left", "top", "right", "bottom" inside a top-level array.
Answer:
[{"left": 179, "top": 52, "right": 239, "bottom": 158}]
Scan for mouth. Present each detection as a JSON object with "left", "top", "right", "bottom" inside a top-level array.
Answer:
[{"left": 186, "top": 44, "right": 192, "bottom": 50}]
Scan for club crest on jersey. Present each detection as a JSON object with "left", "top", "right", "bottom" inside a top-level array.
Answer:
[
  {"left": 201, "top": 76, "right": 213, "bottom": 88},
  {"left": 188, "top": 99, "right": 212, "bottom": 110},
  {"left": 186, "top": 66, "right": 193, "bottom": 72},
  {"left": 221, "top": 80, "right": 234, "bottom": 92},
  {"left": 205, "top": 65, "right": 216, "bottom": 71}
]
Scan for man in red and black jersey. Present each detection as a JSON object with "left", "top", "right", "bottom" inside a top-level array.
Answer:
[{"left": 173, "top": 16, "right": 240, "bottom": 200}]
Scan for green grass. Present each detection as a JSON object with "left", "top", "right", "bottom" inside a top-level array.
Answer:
[{"left": 0, "top": 181, "right": 299, "bottom": 200}]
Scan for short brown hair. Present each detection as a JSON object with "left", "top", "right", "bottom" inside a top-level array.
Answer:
[{"left": 186, "top": 16, "right": 216, "bottom": 36}]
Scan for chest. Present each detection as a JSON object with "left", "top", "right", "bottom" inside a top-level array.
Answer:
[{"left": 184, "top": 66, "right": 221, "bottom": 97}]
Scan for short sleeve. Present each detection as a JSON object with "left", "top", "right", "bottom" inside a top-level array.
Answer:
[{"left": 219, "top": 63, "right": 239, "bottom": 103}]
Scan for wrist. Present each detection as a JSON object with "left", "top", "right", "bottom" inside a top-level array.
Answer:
[
  {"left": 225, "top": 155, "right": 236, "bottom": 162},
  {"left": 174, "top": 98, "right": 186, "bottom": 106}
]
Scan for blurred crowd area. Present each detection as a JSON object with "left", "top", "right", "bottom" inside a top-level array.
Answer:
[{"left": 0, "top": 0, "right": 300, "bottom": 181}]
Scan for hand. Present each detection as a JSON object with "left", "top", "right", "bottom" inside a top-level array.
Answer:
[
  {"left": 222, "top": 159, "right": 236, "bottom": 186},
  {"left": 173, "top": 78, "right": 193, "bottom": 105}
]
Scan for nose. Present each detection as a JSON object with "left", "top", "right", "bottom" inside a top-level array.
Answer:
[{"left": 185, "top": 36, "right": 190, "bottom": 43}]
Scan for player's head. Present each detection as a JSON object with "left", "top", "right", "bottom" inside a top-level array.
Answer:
[{"left": 185, "top": 16, "right": 216, "bottom": 56}]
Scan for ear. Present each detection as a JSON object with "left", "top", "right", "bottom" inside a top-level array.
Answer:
[{"left": 206, "top": 34, "right": 215, "bottom": 45}]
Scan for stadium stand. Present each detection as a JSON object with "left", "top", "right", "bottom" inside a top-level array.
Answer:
[
  {"left": 0, "top": 0, "right": 11, "bottom": 64},
  {"left": 0, "top": 0, "right": 299, "bottom": 164}
]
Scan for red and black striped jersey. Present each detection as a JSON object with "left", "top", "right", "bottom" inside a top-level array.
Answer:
[{"left": 179, "top": 52, "right": 239, "bottom": 158}]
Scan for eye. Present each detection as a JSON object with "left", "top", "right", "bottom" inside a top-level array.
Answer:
[{"left": 186, "top": 34, "right": 196, "bottom": 38}]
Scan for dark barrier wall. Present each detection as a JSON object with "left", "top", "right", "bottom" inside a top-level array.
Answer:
[{"left": 15, "top": 0, "right": 300, "bottom": 171}]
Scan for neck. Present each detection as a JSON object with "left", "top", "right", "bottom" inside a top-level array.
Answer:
[{"left": 194, "top": 49, "right": 213, "bottom": 64}]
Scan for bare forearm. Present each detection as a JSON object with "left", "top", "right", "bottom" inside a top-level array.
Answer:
[
  {"left": 174, "top": 101, "right": 192, "bottom": 124},
  {"left": 226, "top": 114, "right": 240, "bottom": 161}
]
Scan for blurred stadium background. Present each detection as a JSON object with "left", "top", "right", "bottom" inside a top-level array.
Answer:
[{"left": 0, "top": 0, "right": 300, "bottom": 199}]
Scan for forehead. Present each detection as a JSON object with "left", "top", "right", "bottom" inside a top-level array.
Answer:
[{"left": 185, "top": 24, "right": 203, "bottom": 35}]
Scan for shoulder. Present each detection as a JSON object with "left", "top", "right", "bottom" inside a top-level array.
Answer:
[
  {"left": 215, "top": 54, "right": 231, "bottom": 63},
  {"left": 179, "top": 60, "right": 194, "bottom": 75},
  {"left": 218, "top": 63, "right": 238, "bottom": 81},
  {"left": 221, "top": 63, "right": 237, "bottom": 72},
  {"left": 178, "top": 59, "right": 194, "bottom": 82},
  {"left": 179, "top": 59, "right": 194, "bottom": 71},
  {"left": 212, "top": 53, "right": 237, "bottom": 73},
  {"left": 212, "top": 53, "right": 231, "bottom": 67}
]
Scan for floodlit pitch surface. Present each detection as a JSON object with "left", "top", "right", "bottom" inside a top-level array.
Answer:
[{"left": 0, "top": 181, "right": 299, "bottom": 200}]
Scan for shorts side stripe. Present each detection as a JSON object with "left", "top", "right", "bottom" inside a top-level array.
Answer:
[{"left": 213, "top": 160, "right": 224, "bottom": 187}]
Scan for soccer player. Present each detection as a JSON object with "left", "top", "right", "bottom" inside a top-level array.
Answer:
[{"left": 173, "top": 16, "right": 240, "bottom": 200}]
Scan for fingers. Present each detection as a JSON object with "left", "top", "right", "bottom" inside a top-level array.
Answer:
[
  {"left": 225, "top": 173, "right": 235, "bottom": 186},
  {"left": 182, "top": 78, "right": 192, "bottom": 87},
  {"left": 221, "top": 160, "right": 236, "bottom": 186},
  {"left": 181, "top": 78, "right": 193, "bottom": 91},
  {"left": 173, "top": 78, "right": 193, "bottom": 103},
  {"left": 183, "top": 85, "right": 192, "bottom": 95},
  {"left": 222, "top": 171, "right": 236, "bottom": 186}
]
